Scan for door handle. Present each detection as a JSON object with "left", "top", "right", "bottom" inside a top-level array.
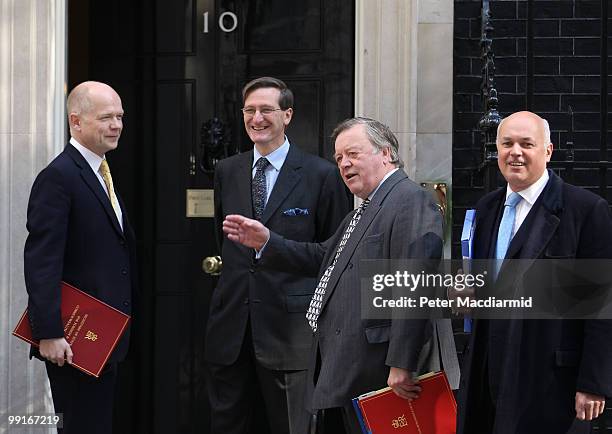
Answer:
[{"left": 203, "top": 256, "right": 222, "bottom": 275}]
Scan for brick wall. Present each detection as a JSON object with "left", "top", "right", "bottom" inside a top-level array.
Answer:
[{"left": 453, "top": 0, "right": 610, "bottom": 256}]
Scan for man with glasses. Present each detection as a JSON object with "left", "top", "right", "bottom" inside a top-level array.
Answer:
[{"left": 205, "top": 77, "right": 351, "bottom": 434}]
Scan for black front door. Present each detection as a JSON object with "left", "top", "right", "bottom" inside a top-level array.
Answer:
[{"left": 69, "top": 0, "right": 354, "bottom": 432}]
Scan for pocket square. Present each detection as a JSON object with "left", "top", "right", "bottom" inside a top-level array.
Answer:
[{"left": 283, "top": 207, "right": 309, "bottom": 216}]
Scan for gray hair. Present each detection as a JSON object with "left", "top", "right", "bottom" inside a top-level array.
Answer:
[{"left": 331, "top": 117, "right": 404, "bottom": 168}]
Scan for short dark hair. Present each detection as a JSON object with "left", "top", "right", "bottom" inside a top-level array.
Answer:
[
  {"left": 331, "top": 117, "right": 404, "bottom": 168},
  {"left": 242, "top": 77, "right": 294, "bottom": 110}
]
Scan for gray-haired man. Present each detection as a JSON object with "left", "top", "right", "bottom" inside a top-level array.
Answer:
[{"left": 223, "top": 117, "right": 444, "bottom": 433}]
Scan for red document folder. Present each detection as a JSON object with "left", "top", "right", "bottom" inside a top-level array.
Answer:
[
  {"left": 13, "top": 281, "right": 130, "bottom": 378},
  {"left": 356, "top": 371, "right": 457, "bottom": 434}
]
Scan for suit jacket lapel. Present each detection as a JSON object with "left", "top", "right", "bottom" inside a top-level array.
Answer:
[
  {"left": 506, "top": 172, "right": 562, "bottom": 261},
  {"left": 499, "top": 171, "right": 562, "bottom": 284},
  {"left": 235, "top": 151, "right": 255, "bottom": 219},
  {"left": 516, "top": 209, "right": 559, "bottom": 259},
  {"left": 223, "top": 151, "right": 257, "bottom": 257},
  {"left": 260, "top": 146, "right": 301, "bottom": 225},
  {"left": 319, "top": 170, "right": 407, "bottom": 311},
  {"left": 473, "top": 189, "right": 505, "bottom": 260},
  {"left": 66, "top": 145, "right": 125, "bottom": 238}
]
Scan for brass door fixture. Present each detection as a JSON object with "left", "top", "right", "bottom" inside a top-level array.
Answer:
[
  {"left": 420, "top": 182, "right": 447, "bottom": 218},
  {"left": 202, "top": 256, "right": 222, "bottom": 275}
]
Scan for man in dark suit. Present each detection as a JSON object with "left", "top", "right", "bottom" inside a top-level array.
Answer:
[
  {"left": 457, "top": 111, "right": 612, "bottom": 434},
  {"left": 24, "top": 81, "right": 138, "bottom": 433},
  {"left": 205, "top": 77, "right": 351, "bottom": 434},
  {"left": 223, "top": 117, "right": 444, "bottom": 434}
]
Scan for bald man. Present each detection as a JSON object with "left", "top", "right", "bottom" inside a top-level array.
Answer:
[
  {"left": 457, "top": 111, "right": 612, "bottom": 434},
  {"left": 24, "top": 81, "right": 138, "bottom": 433}
]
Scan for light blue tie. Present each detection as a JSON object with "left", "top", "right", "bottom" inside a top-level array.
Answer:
[{"left": 495, "top": 192, "right": 522, "bottom": 261}]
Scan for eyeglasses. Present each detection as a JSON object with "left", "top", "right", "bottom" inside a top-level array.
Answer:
[{"left": 241, "top": 107, "right": 284, "bottom": 117}]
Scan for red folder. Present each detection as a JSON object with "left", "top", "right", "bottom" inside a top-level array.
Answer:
[
  {"left": 356, "top": 371, "right": 457, "bottom": 434},
  {"left": 13, "top": 281, "right": 130, "bottom": 378}
]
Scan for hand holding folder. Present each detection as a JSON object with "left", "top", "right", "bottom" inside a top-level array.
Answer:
[
  {"left": 352, "top": 371, "right": 456, "bottom": 434},
  {"left": 387, "top": 367, "right": 421, "bottom": 401},
  {"left": 39, "top": 337, "right": 73, "bottom": 367},
  {"left": 13, "top": 281, "right": 130, "bottom": 377}
]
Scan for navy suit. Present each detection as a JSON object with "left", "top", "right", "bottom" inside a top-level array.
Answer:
[
  {"left": 205, "top": 145, "right": 351, "bottom": 433},
  {"left": 457, "top": 170, "right": 612, "bottom": 434},
  {"left": 24, "top": 143, "right": 138, "bottom": 433}
]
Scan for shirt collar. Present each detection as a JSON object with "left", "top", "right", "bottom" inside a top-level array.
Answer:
[
  {"left": 70, "top": 137, "right": 105, "bottom": 173},
  {"left": 506, "top": 169, "right": 549, "bottom": 206},
  {"left": 368, "top": 168, "right": 400, "bottom": 200},
  {"left": 252, "top": 137, "right": 290, "bottom": 172}
]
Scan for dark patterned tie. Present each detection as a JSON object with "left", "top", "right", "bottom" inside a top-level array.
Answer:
[
  {"left": 252, "top": 157, "right": 270, "bottom": 220},
  {"left": 306, "top": 199, "right": 371, "bottom": 332}
]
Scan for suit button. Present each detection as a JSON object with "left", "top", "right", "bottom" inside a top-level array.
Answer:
[
  {"left": 348, "top": 263, "right": 353, "bottom": 269},
  {"left": 244, "top": 298, "right": 249, "bottom": 304},
  {"left": 119, "top": 239, "right": 125, "bottom": 246},
  {"left": 123, "top": 301, "right": 130, "bottom": 306},
  {"left": 249, "top": 268, "right": 255, "bottom": 273},
  {"left": 121, "top": 269, "right": 128, "bottom": 276},
  {"left": 335, "top": 328, "right": 341, "bottom": 335}
]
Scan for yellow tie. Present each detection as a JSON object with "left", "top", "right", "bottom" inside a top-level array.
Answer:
[{"left": 99, "top": 159, "right": 120, "bottom": 215}]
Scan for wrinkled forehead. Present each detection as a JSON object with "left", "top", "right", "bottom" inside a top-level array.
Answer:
[
  {"left": 334, "top": 125, "right": 372, "bottom": 151},
  {"left": 498, "top": 116, "right": 545, "bottom": 143},
  {"left": 87, "top": 92, "right": 123, "bottom": 113}
]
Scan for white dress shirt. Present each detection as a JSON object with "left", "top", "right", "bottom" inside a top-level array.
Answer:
[
  {"left": 252, "top": 137, "right": 290, "bottom": 207},
  {"left": 366, "top": 168, "right": 399, "bottom": 201},
  {"left": 505, "top": 169, "right": 549, "bottom": 237},
  {"left": 70, "top": 137, "right": 123, "bottom": 229}
]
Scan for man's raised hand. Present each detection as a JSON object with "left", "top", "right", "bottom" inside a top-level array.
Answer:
[{"left": 223, "top": 214, "right": 270, "bottom": 250}]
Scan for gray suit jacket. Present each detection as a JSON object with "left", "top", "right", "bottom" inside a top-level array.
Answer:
[{"left": 263, "top": 169, "right": 444, "bottom": 409}]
